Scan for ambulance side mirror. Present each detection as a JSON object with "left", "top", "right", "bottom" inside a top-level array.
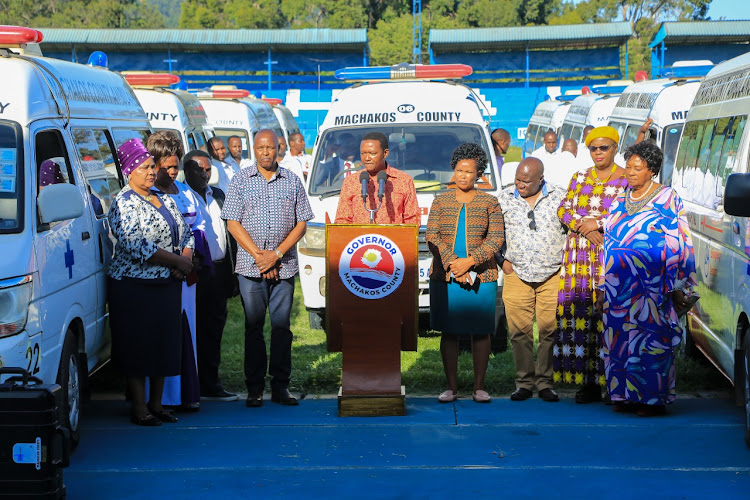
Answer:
[
  {"left": 37, "top": 183, "right": 85, "bottom": 224},
  {"left": 724, "top": 173, "right": 750, "bottom": 217}
]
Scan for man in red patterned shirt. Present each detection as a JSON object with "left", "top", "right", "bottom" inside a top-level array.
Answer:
[{"left": 334, "top": 132, "right": 420, "bottom": 225}]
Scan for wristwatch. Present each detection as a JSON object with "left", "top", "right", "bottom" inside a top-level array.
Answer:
[{"left": 275, "top": 249, "right": 284, "bottom": 259}]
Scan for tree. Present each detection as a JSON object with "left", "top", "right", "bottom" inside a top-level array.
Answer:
[
  {"left": 179, "top": 0, "right": 285, "bottom": 28},
  {"left": 280, "top": 0, "right": 368, "bottom": 29},
  {"left": 0, "top": 0, "right": 167, "bottom": 28}
]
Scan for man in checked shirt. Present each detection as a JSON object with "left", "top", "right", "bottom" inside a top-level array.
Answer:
[{"left": 222, "top": 129, "right": 314, "bottom": 408}]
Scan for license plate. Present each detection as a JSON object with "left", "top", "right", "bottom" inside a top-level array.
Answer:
[{"left": 418, "top": 259, "right": 431, "bottom": 282}]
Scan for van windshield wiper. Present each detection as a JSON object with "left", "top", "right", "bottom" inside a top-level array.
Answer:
[
  {"left": 318, "top": 189, "right": 343, "bottom": 200},
  {"left": 415, "top": 182, "right": 452, "bottom": 192}
]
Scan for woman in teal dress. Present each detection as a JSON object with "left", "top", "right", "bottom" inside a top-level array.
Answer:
[
  {"left": 598, "top": 141, "right": 697, "bottom": 416},
  {"left": 426, "top": 143, "right": 505, "bottom": 403}
]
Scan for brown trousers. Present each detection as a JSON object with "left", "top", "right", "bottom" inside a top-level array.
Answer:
[{"left": 502, "top": 270, "right": 559, "bottom": 391}]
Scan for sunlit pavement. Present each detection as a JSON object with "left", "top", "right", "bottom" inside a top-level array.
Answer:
[{"left": 65, "top": 395, "right": 750, "bottom": 498}]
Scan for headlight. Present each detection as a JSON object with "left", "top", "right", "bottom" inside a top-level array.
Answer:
[
  {"left": 0, "top": 276, "right": 32, "bottom": 338},
  {"left": 298, "top": 224, "right": 326, "bottom": 257}
]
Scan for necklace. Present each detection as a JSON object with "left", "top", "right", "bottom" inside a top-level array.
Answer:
[
  {"left": 624, "top": 184, "right": 661, "bottom": 215},
  {"left": 629, "top": 180, "right": 654, "bottom": 201},
  {"left": 591, "top": 165, "right": 616, "bottom": 184}
]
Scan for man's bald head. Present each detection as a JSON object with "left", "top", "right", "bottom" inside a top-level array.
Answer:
[
  {"left": 491, "top": 128, "right": 511, "bottom": 156},
  {"left": 515, "top": 157, "right": 544, "bottom": 199},
  {"left": 562, "top": 139, "right": 578, "bottom": 156},
  {"left": 543, "top": 130, "right": 558, "bottom": 153}
]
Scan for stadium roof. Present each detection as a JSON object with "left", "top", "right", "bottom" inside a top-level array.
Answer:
[
  {"left": 650, "top": 21, "right": 750, "bottom": 48},
  {"left": 38, "top": 28, "right": 368, "bottom": 52},
  {"left": 429, "top": 23, "right": 632, "bottom": 52}
]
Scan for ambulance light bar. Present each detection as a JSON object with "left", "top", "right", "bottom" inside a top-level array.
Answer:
[
  {"left": 124, "top": 73, "right": 181, "bottom": 87},
  {"left": 0, "top": 26, "right": 43, "bottom": 45},
  {"left": 202, "top": 89, "right": 251, "bottom": 99},
  {"left": 335, "top": 63, "right": 472, "bottom": 81},
  {"left": 263, "top": 98, "right": 283, "bottom": 105},
  {"left": 591, "top": 85, "right": 629, "bottom": 95}
]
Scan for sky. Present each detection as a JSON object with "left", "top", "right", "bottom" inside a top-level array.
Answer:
[{"left": 707, "top": 0, "right": 750, "bottom": 20}]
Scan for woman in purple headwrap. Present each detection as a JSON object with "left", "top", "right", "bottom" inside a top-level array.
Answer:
[
  {"left": 146, "top": 131, "right": 206, "bottom": 412},
  {"left": 107, "top": 138, "right": 195, "bottom": 426}
]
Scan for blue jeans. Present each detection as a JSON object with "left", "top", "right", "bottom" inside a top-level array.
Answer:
[{"left": 238, "top": 276, "right": 295, "bottom": 395}]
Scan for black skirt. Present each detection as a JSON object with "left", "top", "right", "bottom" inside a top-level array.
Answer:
[{"left": 108, "top": 277, "right": 182, "bottom": 377}]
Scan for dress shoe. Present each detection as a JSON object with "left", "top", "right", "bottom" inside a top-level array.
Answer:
[
  {"left": 271, "top": 388, "right": 299, "bottom": 406},
  {"left": 246, "top": 394, "right": 263, "bottom": 407},
  {"left": 438, "top": 390, "right": 458, "bottom": 403},
  {"left": 472, "top": 390, "right": 491, "bottom": 403},
  {"left": 510, "top": 388, "right": 533, "bottom": 401},
  {"left": 538, "top": 388, "right": 559, "bottom": 402}
]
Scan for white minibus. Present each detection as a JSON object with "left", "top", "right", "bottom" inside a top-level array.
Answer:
[
  {"left": 608, "top": 64, "right": 711, "bottom": 184},
  {"left": 199, "top": 89, "right": 260, "bottom": 162},
  {"left": 126, "top": 73, "right": 214, "bottom": 152},
  {"left": 523, "top": 98, "right": 571, "bottom": 157},
  {"left": 671, "top": 51, "right": 750, "bottom": 447},
  {"left": 0, "top": 26, "right": 152, "bottom": 447}
]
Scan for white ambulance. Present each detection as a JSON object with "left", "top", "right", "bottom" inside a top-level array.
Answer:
[
  {"left": 670, "top": 52, "right": 750, "bottom": 447},
  {"left": 265, "top": 98, "right": 302, "bottom": 143},
  {"left": 608, "top": 63, "right": 712, "bottom": 184},
  {"left": 125, "top": 73, "right": 214, "bottom": 152},
  {"left": 0, "top": 26, "right": 152, "bottom": 446},
  {"left": 298, "top": 63, "right": 504, "bottom": 339},
  {"left": 558, "top": 80, "right": 633, "bottom": 146},
  {"left": 198, "top": 88, "right": 261, "bottom": 162},
  {"left": 523, "top": 98, "right": 572, "bottom": 157}
]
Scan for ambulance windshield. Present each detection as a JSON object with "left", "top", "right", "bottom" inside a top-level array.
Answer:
[
  {"left": 309, "top": 124, "right": 495, "bottom": 196},
  {"left": 0, "top": 122, "right": 23, "bottom": 234}
]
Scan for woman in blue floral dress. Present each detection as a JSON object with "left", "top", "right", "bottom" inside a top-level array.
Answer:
[{"left": 598, "top": 141, "right": 697, "bottom": 416}]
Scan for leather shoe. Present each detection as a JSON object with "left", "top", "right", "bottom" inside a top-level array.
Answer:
[
  {"left": 472, "top": 390, "right": 491, "bottom": 403},
  {"left": 510, "top": 388, "right": 533, "bottom": 401},
  {"left": 271, "top": 388, "right": 299, "bottom": 406},
  {"left": 438, "top": 390, "right": 458, "bottom": 403},
  {"left": 245, "top": 394, "right": 263, "bottom": 408},
  {"left": 538, "top": 388, "right": 559, "bottom": 402}
]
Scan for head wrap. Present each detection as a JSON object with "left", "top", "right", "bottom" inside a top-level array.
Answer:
[
  {"left": 585, "top": 126, "right": 619, "bottom": 147},
  {"left": 39, "top": 159, "right": 65, "bottom": 187},
  {"left": 117, "top": 138, "right": 152, "bottom": 178}
]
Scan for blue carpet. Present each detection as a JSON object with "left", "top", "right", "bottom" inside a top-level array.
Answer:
[{"left": 65, "top": 397, "right": 750, "bottom": 499}]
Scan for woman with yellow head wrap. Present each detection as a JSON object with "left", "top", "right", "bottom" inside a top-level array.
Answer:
[{"left": 552, "top": 126, "right": 629, "bottom": 403}]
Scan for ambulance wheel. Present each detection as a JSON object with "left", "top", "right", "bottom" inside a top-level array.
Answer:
[{"left": 57, "top": 330, "right": 81, "bottom": 450}]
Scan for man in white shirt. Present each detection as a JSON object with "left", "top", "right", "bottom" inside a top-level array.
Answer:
[
  {"left": 287, "top": 132, "right": 312, "bottom": 181},
  {"left": 576, "top": 125, "right": 595, "bottom": 169},
  {"left": 277, "top": 134, "right": 306, "bottom": 184},
  {"left": 225, "top": 135, "right": 252, "bottom": 171},
  {"left": 208, "top": 137, "right": 238, "bottom": 193},
  {"left": 531, "top": 131, "right": 570, "bottom": 189},
  {"left": 183, "top": 150, "right": 238, "bottom": 402},
  {"left": 531, "top": 130, "right": 559, "bottom": 162}
]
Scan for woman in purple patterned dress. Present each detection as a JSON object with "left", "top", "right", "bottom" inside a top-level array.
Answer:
[{"left": 553, "top": 127, "right": 628, "bottom": 404}]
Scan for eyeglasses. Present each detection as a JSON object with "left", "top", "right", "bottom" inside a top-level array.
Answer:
[
  {"left": 588, "top": 144, "right": 613, "bottom": 153},
  {"left": 527, "top": 210, "right": 536, "bottom": 231}
]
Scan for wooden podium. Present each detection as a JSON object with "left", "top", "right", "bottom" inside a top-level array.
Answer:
[{"left": 326, "top": 224, "right": 418, "bottom": 416}]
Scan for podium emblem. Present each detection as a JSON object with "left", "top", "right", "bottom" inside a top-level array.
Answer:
[{"left": 339, "top": 233, "right": 405, "bottom": 299}]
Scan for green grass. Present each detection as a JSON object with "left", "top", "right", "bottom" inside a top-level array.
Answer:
[
  {"left": 504, "top": 145, "right": 523, "bottom": 163},
  {"left": 91, "top": 276, "right": 732, "bottom": 397}
]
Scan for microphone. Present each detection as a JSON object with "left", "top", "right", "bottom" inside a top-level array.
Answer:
[
  {"left": 359, "top": 170, "right": 369, "bottom": 202},
  {"left": 376, "top": 170, "right": 387, "bottom": 201}
]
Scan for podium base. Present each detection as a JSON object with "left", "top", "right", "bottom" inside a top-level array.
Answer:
[{"left": 337, "top": 386, "right": 406, "bottom": 417}]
